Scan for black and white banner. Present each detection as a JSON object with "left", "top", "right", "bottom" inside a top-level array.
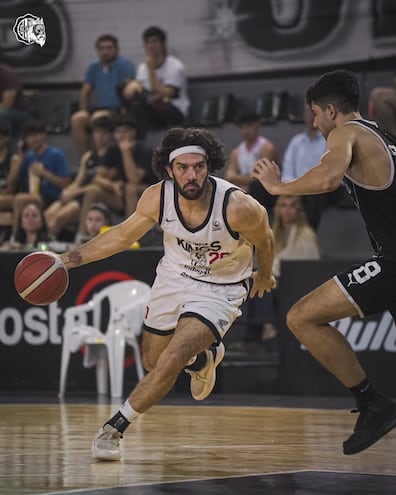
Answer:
[
  {"left": 278, "top": 260, "right": 396, "bottom": 397},
  {"left": 1, "top": 0, "right": 396, "bottom": 82}
]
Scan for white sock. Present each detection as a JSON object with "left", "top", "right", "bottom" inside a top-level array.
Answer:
[{"left": 120, "top": 399, "right": 141, "bottom": 422}]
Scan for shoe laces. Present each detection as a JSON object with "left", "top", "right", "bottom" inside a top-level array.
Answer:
[{"left": 100, "top": 424, "right": 122, "bottom": 445}]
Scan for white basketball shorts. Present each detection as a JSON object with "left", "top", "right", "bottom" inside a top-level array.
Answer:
[{"left": 144, "top": 272, "right": 249, "bottom": 342}]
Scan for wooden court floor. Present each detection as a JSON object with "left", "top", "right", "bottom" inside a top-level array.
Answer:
[{"left": 1, "top": 396, "right": 396, "bottom": 495}]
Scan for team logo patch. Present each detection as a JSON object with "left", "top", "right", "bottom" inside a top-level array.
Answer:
[
  {"left": 13, "top": 13, "right": 46, "bottom": 47},
  {"left": 212, "top": 219, "right": 222, "bottom": 231}
]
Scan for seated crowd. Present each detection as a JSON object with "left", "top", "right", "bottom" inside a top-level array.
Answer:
[
  {"left": 0, "top": 112, "right": 161, "bottom": 250},
  {"left": 1, "top": 23, "right": 385, "bottom": 266},
  {"left": 0, "top": 24, "right": 191, "bottom": 250}
]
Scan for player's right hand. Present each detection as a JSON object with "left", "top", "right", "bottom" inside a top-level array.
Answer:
[{"left": 249, "top": 271, "right": 276, "bottom": 298}]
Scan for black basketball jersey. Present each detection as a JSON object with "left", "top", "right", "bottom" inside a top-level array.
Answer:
[{"left": 343, "top": 119, "right": 396, "bottom": 260}]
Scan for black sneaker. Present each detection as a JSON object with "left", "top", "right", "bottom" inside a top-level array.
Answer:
[{"left": 343, "top": 396, "right": 396, "bottom": 455}]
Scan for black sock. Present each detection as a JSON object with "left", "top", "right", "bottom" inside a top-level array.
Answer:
[
  {"left": 349, "top": 377, "right": 381, "bottom": 407},
  {"left": 184, "top": 351, "right": 208, "bottom": 371},
  {"left": 105, "top": 411, "right": 130, "bottom": 434}
]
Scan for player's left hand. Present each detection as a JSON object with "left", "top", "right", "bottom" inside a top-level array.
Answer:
[
  {"left": 249, "top": 271, "right": 276, "bottom": 298},
  {"left": 252, "top": 158, "right": 282, "bottom": 195}
]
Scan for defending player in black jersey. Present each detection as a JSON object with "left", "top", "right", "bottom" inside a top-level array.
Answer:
[{"left": 253, "top": 69, "right": 396, "bottom": 455}]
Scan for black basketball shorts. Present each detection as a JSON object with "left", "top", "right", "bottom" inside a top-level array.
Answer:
[{"left": 334, "top": 257, "right": 396, "bottom": 318}]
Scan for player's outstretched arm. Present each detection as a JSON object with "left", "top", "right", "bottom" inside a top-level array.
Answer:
[
  {"left": 60, "top": 182, "right": 161, "bottom": 269},
  {"left": 227, "top": 191, "right": 276, "bottom": 298},
  {"left": 252, "top": 127, "right": 353, "bottom": 196}
]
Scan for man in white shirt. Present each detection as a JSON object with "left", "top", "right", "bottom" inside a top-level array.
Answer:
[{"left": 122, "top": 26, "right": 190, "bottom": 139}]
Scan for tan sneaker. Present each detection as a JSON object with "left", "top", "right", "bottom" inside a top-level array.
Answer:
[
  {"left": 91, "top": 424, "right": 122, "bottom": 461},
  {"left": 185, "top": 342, "right": 225, "bottom": 401}
]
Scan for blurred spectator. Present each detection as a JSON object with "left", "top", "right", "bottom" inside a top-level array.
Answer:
[
  {"left": 72, "top": 114, "right": 151, "bottom": 241},
  {"left": 225, "top": 111, "right": 277, "bottom": 210},
  {"left": 76, "top": 202, "right": 111, "bottom": 244},
  {"left": 282, "top": 104, "right": 352, "bottom": 229},
  {"left": 2, "top": 202, "right": 52, "bottom": 251},
  {"left": 368, "top": 72, "right": 396, "bottom": 135},
  {"left": 248, "top": 195, "right": 320, "bottom": 344},
  {"left": 0, "top": 120, "right": 23, "bottom": 224},
  {"left": 102, "top": 114, "right": 155, "bottom": 217},
  {"left": 0, "top": 64, "right": 29, "bottom": 136},
  {"left": 71, "top": 34, "right": 136, "bottom": 153},
  {"left": 12, "top": 119, "right": 70, "bottom": 235},
  {"left": 45, "top": 117, "right": 113, "bottom": 239},
  {"left": 122, "top": 26, "right": 189, "bottom": 139}
]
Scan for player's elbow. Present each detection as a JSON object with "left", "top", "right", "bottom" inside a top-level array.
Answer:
[{"left": 321, "top": 175, "right": 342, "bottom": 193}]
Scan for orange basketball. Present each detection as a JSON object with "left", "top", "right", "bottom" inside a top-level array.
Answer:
[{"left": 14, "top": 251, "right": 69, "bottom": 306}]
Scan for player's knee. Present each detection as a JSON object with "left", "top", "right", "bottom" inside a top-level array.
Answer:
[
  {"left": 142, "top": 352, "right": 156, "bottom": 372},
  {"left": 286, "top": 301, "right": 307, "bottom": 336}
]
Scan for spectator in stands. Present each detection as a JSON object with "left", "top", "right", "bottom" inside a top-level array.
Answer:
[
  {"left": 122, "top": 26, "right": 189, "bottom": 139},
  {"left": 0, "top": 64, "right": 29, "bottom": 136},
  {"left": 0, "top": 120, "right": 23, "bottom": 217},
  {"left": 74, "top": 114, "right": 154, "bottom": 241},
  {"left": 282, "top": 104, "right": 352, "bottom": 229},
  {"left": 368, "top": 72, "right": 396, "bottom": 135},
  {"left": 249, "top": 195, "right": 320, "bottom": 343},
  {"left": 76, "top": 202, "right": 111, "bottom": 244},
  {"left": 12, "top": 119, "right": 70, "bottom": 235},
  {"left": 45, "top": 117, "right": 113, "bottom": 239},
  {"left": 71, "top": 34, "right": 136, "bottom": 153},
  {"left": 225, "top": 111, "right": 277, "bottom": 210},
  {"left": 2, "top": 202, "right": 52, "bottom": 251}
]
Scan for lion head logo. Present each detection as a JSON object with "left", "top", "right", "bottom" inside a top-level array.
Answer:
[{"left": 13, "top": 13, "right": 46, "bottom": 47}]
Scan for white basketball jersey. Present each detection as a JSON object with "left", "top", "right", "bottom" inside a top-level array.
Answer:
[
  {"left": 237, "top": 136, "right": 268, "bottom": 176},
  {"left": 158, "top": 176, "right": 253, "bottom": 284}
]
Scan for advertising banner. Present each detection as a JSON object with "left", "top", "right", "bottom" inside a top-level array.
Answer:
[
  {"left": 0, "top": 249, "right": 163, "bottom": 392},
  {"left": 278, "top": 260, "right": 396, "bottom": 396}
]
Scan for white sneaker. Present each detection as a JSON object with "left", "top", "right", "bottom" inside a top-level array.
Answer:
[
  {"left": 91, "top": 424, "right": 122, "bottom": 461},
  {"left": 185, "top": 342, "right": 225, "bottom": 401}
]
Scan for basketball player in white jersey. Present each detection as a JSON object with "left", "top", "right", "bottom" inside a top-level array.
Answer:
[{"left": 61, "top": 127, "right": 276, "bottom": 460}]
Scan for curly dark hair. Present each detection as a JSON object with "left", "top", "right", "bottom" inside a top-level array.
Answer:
[{"left": 152, "top": 127, "right": 226, "bottom": 179}]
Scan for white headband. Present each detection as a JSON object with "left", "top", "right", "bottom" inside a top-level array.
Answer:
[{"left": 169, "top": 145, "right": 206, "bottom": 163}]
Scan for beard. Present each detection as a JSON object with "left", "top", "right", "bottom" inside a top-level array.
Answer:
[{"left": 174, "top": 174, "right": 209, "bottom": 200}]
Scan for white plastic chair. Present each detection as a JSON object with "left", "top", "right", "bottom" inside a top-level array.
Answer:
[{"left": 58, "top": 279, "right": 151, "bottom": 398}]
